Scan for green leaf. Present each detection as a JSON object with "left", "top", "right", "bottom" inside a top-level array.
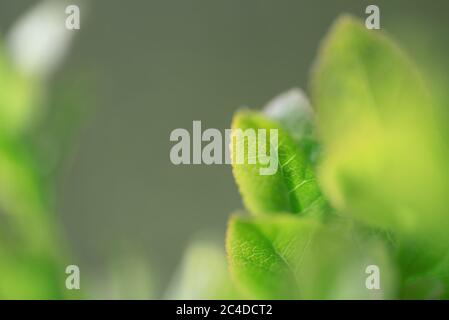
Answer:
[
  {"left": 231, "top": 110, "right": 322, "bottom": 215},
  {"left": 226, "top": 214, "right": 396, "bottom": 299},
  {"left": 430, "top": 253, "right": 449, "bottom": 299},
  {"left": 0, "top": 42, "right": 40, "bottom": 137},
  {"left": 399, "top": 250, "right": 449, "bottom": 299},
  {"left": 0, "top": 246, "right": 65, "bottom": 299},
  {"left": 0, "top": 12, "right": 79, "bottom": 299},
  {"left": 311, "top": 15, "right": 449, "bottom": 247},
  {"left": 0, "top": 138, "right": 66, "bottom": 299}
]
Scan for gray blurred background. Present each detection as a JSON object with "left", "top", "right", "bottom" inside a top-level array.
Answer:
[{"left": 1, "top": 0, "right": 448, "bottom": 296}]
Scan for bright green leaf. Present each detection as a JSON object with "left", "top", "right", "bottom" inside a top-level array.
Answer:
[
  {"left": 0, "top": 42, "right": 40, "bottom": 137},
  {"left": 231, "top": 110, "right": 322, "bottom": 215}
]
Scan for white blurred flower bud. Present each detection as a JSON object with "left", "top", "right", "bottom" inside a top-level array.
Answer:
[{"left": 6, "top": 0, "right": 76, "bottom": 78}]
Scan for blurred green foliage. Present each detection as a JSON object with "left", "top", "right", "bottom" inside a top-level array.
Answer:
[
  {"left": 0, "top": 38, "right": 67, "bottom": 298},
  {"left": 226, "top": 16, "right": 449, "bottom": 299},
  {"left": 1, "top": 5, "right": 449, "bottom": 300},
  {"left": 0, "top": 44, "right": 40, "bottom": 137},
  {"left": 312, "top": 16, "right": 449, "bottom": 250}
]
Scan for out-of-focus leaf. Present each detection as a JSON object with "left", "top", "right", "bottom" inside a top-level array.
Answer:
[
  {"left": 0, "top": 2, "right": 84, "bottom": 299},
  {"left": 264, "top": 88, "right": 320, "bottom": 165},
  {"left": 0, "top": 245, "right": 65, "bottom": 299},
  {"left": 231, "top": 111, "right": 322, "bottom": 216},
  {"left": 0, "top": 43, "right": 39, "bottom": 137},
  {"left": 399, "top": 249, "right": 449, "bottom": 299},
  {"left": 0, "top": 70, "right": 66, "bottom": 299},
  {"left": 0, "top": 139, "right": 43, "bottom": 215},
  {"left": 311, "top": 16, "right": 449, "bottom": 249},
  {"left": 165, "top": 239, "right": 239, "bottom": 299},
  {"left": 0, "top": 137, "right": 67, "bottom": 299},
  {"left": 430, "top": 253, "right": 449, "bottom": 299},
  {"left": 226, "top": 214, "right": 396, "bottom": 299}
]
